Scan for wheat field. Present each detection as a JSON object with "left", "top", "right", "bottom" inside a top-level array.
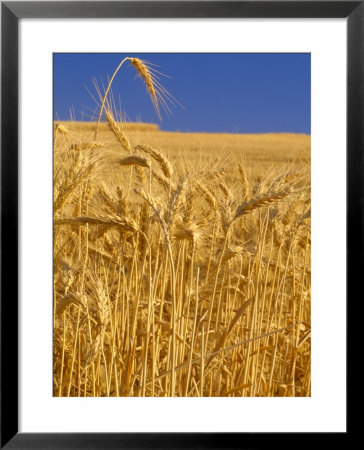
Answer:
[{"left": 53, "top": 58, "right": 311, "bottom": 397}]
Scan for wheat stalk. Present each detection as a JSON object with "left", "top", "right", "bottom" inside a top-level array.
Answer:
[
  {"left": 119, "top": 155, "right": 150, "bottom": 168},
  {"left": 56, "top": 124, "right": 70, "bottom": 135},
  {"left": 233, "top": 189, "right": 293, "bottom": 222},
  {"left": 105, "top": 110, "right": 132, "bottom": 153},
  {"left": 136, "top": 144, "right": 173, "bottom": 179},
  {"left": 94, "top": 57, "right": 173, "bottom": 139}
]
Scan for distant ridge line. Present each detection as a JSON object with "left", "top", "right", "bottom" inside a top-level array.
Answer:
[{"left": 54, "top": 121, "right": 160, "bottom": 132}]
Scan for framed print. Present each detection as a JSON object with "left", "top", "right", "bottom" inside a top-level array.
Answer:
[{"left": 1, "top": 1, "right": 357, "bottom": 448}]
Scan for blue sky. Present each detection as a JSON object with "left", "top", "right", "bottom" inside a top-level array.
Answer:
[{"left": 53, "top": 53, "right": 310, "bottom": 134}]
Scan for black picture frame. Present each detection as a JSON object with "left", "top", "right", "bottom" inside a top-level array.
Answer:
[{"left": 1, "top": 1, "right": 357, "bottom": 448}]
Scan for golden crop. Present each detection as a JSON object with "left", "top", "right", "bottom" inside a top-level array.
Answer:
[{"left": 53, "top": 58, "right": 311, "bottom": 397}]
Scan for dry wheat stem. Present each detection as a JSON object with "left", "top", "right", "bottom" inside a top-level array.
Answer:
[{"left": 95, "top": 57, "right": 161, "bottom": 140}]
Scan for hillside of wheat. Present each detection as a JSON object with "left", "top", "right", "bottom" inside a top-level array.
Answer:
[{"left": 53, "top": 58, "right": 311, "bottom": 397}]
